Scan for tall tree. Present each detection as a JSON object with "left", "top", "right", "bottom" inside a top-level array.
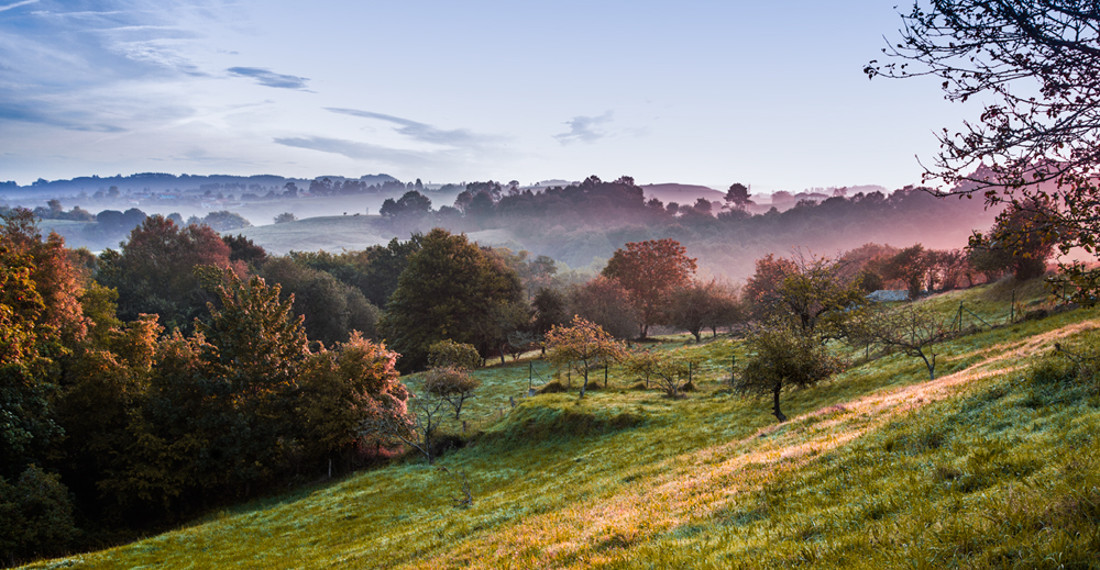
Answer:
[
  {"left": 868, "top": 1, "right": 1100, "bottom": 304},
  {"left": 195, "top": 271, "right": 311, "bottom": 490},
  {"left": 602, "top": 239, "right": 697, "bottom": 338},
  {"left": 725, "top": 182, "right": 753, "bottom": 209},
  {"left": 380, "top": 229, "right": 524, "bottom": 371},
  {"left": 745, "top": 252, "right": 865, "bottom": 335},
  {"left": 97, "top": 215, "right": 232, "bottom": 330},
  {"left": 568, "top": 276, "right": 640, "bottom": 340}
]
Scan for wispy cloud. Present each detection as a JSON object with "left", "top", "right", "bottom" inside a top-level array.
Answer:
[
  {"left": 326, "top": 107, "right": 490, "bottom": 146},
  {"left": 0, "top": 0, "right": 39, "bottom": 13},
  {"left": 554, "top": 111, "right": 614, "bottom": 144},
  {"left": 274, "top": 136, "right": 427, "bottom": 164},
  {"left": 227, "top": 66, "right": 310, "bottom": 90},
  {"left": 0, "top": 101, "right": 125, "bottom": 133}
]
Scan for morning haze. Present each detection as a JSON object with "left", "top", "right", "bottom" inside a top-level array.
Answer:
[{"left": 3, "top": 1, "right": 1098, "bottom": 568}]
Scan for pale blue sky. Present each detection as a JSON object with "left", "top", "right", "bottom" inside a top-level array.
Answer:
[{"left": 0, "top": 1, "right": 976, "bottom": 192}]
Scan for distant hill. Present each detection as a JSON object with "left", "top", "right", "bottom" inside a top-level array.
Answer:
[
  {"left": 0, "top": 172, "right": 400, "bottom": 200},
  {"left": 640, "top": 183, "right": 725, "bottom": 206}
]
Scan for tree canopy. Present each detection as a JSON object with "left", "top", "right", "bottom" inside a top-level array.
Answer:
[
  {"left": 869, "top": 0, "right": 1100, "bottom": 303},
  {"left": 602, "top": 239, "right": 697, "bottom": 338},
  {"left": 545, "top": 316, "right": 627, "bottom": 397},
  {"left": 380, "top": 228, "right": 524, "bottom": 371}
]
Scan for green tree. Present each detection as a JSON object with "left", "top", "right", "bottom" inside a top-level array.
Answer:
[
  {"left": 380, "top": 190, "right": 432, "bottom": 217},
  {"left": 545, "top": 316, "right": 627, "bottom": 397},
  {"left": 883, "top": 245, "right": 932, "bottom": 300},
  {"left": 380, "top": 229, "right": 524, "bottom": 371},
  {"left": 569, "top": 276, "right": 640, "bottom": 340},
  {"left": 602, "top": 239, "right": 697, "bottom": 338},
  {"left": 531, "top": 287, "right": 569, "bottom": 335},
  {"left": 260, "top": 257, "right": 379, "bottom": 346},
  {"left": 969, "top": 198, "right": 1057, "bottom": 281},
  {"left": 738, "top": 323, "right": 842, "bottom": 423},
  {"left": 200, "top": 211, "right": 251, "bottom": 232},
  {"left": 427, "top": 339, "right": 482, "bottom": 371},
  {"left": 669, "top": 280, "right": 744, "bottom": 342},
  {"left": 0, "top": 465, "right": 77, "bottom": 563},
  {"left": 745, "top": 252, "right": 866, "bottom": 335},
  {"left": 195, "top": 271, "right": 311, "bottom": 491}
]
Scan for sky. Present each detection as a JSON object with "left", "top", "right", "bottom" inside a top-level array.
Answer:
[{"left": 0, "top": 0, "right": 981, "bottom": 193}]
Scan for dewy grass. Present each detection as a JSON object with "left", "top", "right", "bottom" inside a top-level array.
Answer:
[{"left": 23, "top": 283, "right": 1100, "bottom": 570}]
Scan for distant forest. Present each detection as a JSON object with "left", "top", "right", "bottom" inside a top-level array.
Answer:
[{"left": 3, "top": 173, "right": 998, "bottom": 281}]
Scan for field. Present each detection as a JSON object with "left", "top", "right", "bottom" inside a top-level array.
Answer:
[{"left": 25, "top": 281, "right": 1100, "bottom": 569}]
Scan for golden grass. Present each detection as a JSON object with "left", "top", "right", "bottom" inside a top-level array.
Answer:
[{"left": 403, "top": 316, "right": 1099, "bottom": 569}]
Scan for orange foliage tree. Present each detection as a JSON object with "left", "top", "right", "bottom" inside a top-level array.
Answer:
[
  {"left": 602, "top": 238, "right": 697, "bottom": 338},
  {"left": 545, "top": 316, "right": 627, "bottom": 397}
]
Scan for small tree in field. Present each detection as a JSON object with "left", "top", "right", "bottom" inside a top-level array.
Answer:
[
  {"left": 738, "top": 323, "right": 841, "bottom": 423},
  {"left": 427, "top": 339, "right": 481, "bottom": 371},
  {"left": 363, "top": 389, "right": 447, "bottom": 464},
  {"left": 423, "top": 366, "right": 480, "bottom": 419},
  {"left": 624, "top": 349, "right": 662, "bottom": 389},
  {"left": 625, "top": 349, "right": 697, "bottom": 397},
  {"left": 545, "top": 316, "right": 627, "bottom": 397},
  {"left": 669, "top": 280, "right": 743, "bottom": 341},
  {"left": 651, "top": 356, "right": 694, "bottom": 398},
  {"left": 851, "top": 305, "right": 953, "bottom": 380}
]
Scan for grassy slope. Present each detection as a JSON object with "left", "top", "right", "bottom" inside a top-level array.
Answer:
[{"left": 27, "top": 282, "right": 1100, "bottom": 569}]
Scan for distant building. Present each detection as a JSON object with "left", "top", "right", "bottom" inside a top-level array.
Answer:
[{"left": 867, "top": 289, "right": 910, "bottom": 302}]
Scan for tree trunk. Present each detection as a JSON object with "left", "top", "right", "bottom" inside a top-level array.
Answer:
[
  {"left": 918, "top": 350, "right": 936, "bottom": 380},
  {"left": 772, "top": 382, "right": 787, "bottom": 423}
]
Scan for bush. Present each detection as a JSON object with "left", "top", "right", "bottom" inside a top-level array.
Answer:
[
  {"left": 537, "top": 380, "right": 568, "bottom": 394},
  {"left": 0, "top": 466, "right": 78, "bottom": 564}
]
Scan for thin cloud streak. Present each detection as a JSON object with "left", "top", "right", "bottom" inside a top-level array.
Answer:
[
  {"left": 227, "top": 67, "right": 310, "bottom": 90},
  {"left": 0, "top": 101, "right": 125, "bottom": 133},
  {"left": 0, "top": 0, "right": 39, "bottom": 12},
  {"left": 274, "top": 136, "right": 428, "bottom": 164},
  {"left": 326, "top": 107, "right": 489, "bottom": 147}
]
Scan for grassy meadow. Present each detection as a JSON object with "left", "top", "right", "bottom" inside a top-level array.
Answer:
[{"left": 26, "top": 280, "right": 1100, "bottom": 569}]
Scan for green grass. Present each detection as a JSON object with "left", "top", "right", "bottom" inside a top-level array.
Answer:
[{"left": 24, "top": 281, "right": 1100, "bottom": 569}]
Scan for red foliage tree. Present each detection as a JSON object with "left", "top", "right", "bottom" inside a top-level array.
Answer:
[
  {"left": 602, "top": 239, "right": 697, "bottom": 338},
  {"left": 99, "top": 215, "right": 233, "bottom": 329}
]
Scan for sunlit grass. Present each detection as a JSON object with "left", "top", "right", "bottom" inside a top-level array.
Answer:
[{"left": 25, "top": 280, "right": 1100, "bottom": 569}]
